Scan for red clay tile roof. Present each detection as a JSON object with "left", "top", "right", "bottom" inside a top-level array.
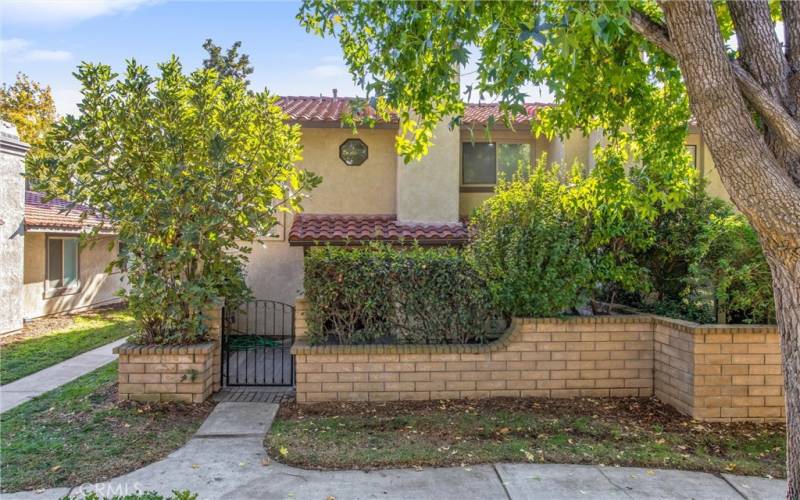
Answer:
[
  {"left": 289, "top": 213, "right": 468, "bottom": 246},
  {"left": 277, "top": 96, "right": 548, "bottom": 127},
  {"left": 277, "top": 96, "right": 392, "bottom": 124},
  {"left": 25, "top": 191, "right": 111, "bottom": 233}
]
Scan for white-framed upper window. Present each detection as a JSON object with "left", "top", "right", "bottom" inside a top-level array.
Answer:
[
  {"left": 462, "top": 142, "right": 532, "bottom": 185},
  {"left": 46, "top": 236, "right": 80, "bottom": 295}
]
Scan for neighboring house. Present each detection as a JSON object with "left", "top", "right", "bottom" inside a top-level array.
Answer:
[
  {"left": 0, "top": 124, "right": 125, "bottom": 334},
  {"left": 246, "top": 96, "right": 729, "bottom": 305}
]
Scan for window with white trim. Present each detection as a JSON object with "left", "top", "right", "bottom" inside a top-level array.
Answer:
[
  {"left": 46, "top": 236, "right": 79, "bottom": 293},
  {"left": 462, "top": 142, "right": 532, "bottom": 185}
]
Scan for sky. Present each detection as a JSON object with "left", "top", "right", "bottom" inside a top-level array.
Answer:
[{"left": 1, "top": 0, "right": 553, "bottom": 116}]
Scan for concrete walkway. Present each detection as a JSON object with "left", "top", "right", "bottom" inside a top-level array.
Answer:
[
  {"left": 0, "top": 338, "right": 126, "bottom": 412},
  {"left": 3, "top": 401, "right": 787, "bottom": 500}
]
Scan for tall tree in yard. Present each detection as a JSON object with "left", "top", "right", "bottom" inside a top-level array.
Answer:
[
  {"left": 0, "top": 73, "right": 56, "bottom": 145},
  {"left": 202, "top": 39, "right": 254, "bottom": 84},
  {"left": 299, "top": 0, "right": 800, "bottom": 496},
  {"left": 27, "top": 57, "right": 320, "bottom": 343}
]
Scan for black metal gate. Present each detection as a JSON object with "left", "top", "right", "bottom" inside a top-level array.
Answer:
[{"left": 222, "top": 299, "right": 294, "bottom": 386}]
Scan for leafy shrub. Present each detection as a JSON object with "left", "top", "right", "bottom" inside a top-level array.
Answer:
[
  {"left": 628, "top": 184, "right": 774, "bottom": 324},
  {"left": 693, "top": 209, "right": 775, "bottom": 324},
  {"left": 467, "top": 164, "right": 593, "bottom": 317},
  {"left": 29, "top": 58, "right": 320, "bottom": 344},
  {"left": 303, "top": 244, "right": 499, "bottom": 345}
]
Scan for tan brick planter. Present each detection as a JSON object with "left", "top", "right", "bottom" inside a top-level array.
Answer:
[
  {"left": 293, "top": 299, "right": 784, "bottom": 422},
  {"left": 114, "top": 342, "right": 216, "bottom": 403},
  {"left": 114, "top": 303, "right": 223, "bottom": 403}
]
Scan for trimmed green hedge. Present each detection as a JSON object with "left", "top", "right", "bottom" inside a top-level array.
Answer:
[{"left": 303, "top": 244, "right": 501, "bottom": 345}]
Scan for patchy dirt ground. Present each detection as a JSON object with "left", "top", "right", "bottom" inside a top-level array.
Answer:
[
  {"left": 269, "top": 396, "right": 786, "bottom": 478},
  {"left": 0, "top": 303, "right": 126, "bottom": 347}
]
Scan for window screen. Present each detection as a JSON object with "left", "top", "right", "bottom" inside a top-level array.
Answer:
[
  {"left": 47, "top": 238, "right": 63, "bottom": 289},
  {"left": 497, "top": 143, "right": 531, "bottom": 181},
  {"left": 47, "top": 237, "right": 79, "bottom": 290},
  {"left": 462, "top": 142, "right": 496, "bottom": 184},
  {"left": 62, "top": 239, "right": 78, "bottom": 287}
]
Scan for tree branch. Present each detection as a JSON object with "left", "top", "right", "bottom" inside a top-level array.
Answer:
[
  {"left": 629, "top": 9, "right": 677, "bottom": 57},
  {"left": 629, "top": 7, "right": 800, "bottom": 157}
]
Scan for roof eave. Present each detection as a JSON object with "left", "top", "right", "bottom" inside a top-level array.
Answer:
[{"left": 288, "top": 237, "right": 466, "bottom": 247}]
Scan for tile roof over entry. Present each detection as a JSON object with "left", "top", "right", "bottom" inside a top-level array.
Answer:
[
  {"left": 24, "top": 191, "right": 110, "bottom": 233},
  {"left": 288, "top": 213, "right": 468, "bottom": 246},
  {"left": 277, "top": 96, "right": 548, "bottom": 127}
]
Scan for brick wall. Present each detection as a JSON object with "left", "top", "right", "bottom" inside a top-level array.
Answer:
[
  {"left": 293, "top": 317, "right": 655, "bottom": 403},
  {"left": 653, "top": 320, "right": 695, "bottom": 416},
  {"left": 114, "top": 302, "right": 223, "bottom": 403},
  {"left": 689, "top": 324, "right": 784, "bottom": 421},
  {"left": 293, "top": 298, "right": 784, "bottom": 422},
  {"left": 115, "top": 342, "right": 215, "bottom": 403}
]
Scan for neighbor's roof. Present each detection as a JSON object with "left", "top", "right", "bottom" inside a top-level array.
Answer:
[
  {"left": 277, "top": 96, "right": 549, "bottom": 127},
  {"left": 25, "top": 191, "right": 112, "bottom": 233},
  {"left": 288, "top": 213, "right": 468, "bottom": 246}
]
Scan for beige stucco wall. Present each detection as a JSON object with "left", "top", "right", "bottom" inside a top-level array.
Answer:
[
  {"left": 397, "top": 119, "right": 460, "bottom": 223},
  {"left": 0, "top": 131, "right": 26, "bottom": 333},
  {"left": 245, "top": 127, "right": 400, "bottom": 304},
  {"left": 299, "top": 128, "right": 398, "bottom": 214},
  {"left": 686, "top": 131, "right": 731, "bottom": 203},
  {"left": 22, "top": 233, "right": 125, "bottom": 319}
]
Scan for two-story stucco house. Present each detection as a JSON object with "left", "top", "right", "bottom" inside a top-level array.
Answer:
[
  {"left": 0, "top": 97, "right": 730, "bottom": 334},
  {"left": 245, "top": 95, "right": 731, "bottom": 306}
]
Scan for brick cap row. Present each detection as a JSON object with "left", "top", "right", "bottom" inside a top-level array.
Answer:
[
  {"left": 292, "top": 315, "right": 778, "bottom": 356},
  {"left": 114, "top": 341, "right": 216, "bottom": 355}
]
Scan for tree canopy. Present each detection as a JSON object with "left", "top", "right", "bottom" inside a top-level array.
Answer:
[
  {"left": 298, "top": 1, "right": 800, "bottom": 495},
  {"left": 0, "top": 72, "right": 57, "bottom": 145},
  {"left": 27, "top": 57, "right": 320, "bottom": 342},
  {"left": 202, "top": 39, "right": 254, "bottom": 84}
]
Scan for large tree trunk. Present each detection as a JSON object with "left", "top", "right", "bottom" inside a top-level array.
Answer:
[
  {"left": 660, "top": 1, "right": 800, "bottom": 497},
  {"left": 767, "top": 250, "right": 800, "bottom": 500}
]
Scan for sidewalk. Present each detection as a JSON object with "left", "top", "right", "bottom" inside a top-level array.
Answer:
[
  {"left": 0, "top": 338, "right": 126, "bottom": 412},
  {"left": 3, "top": 401, "right": 786, "bottom": 500}
]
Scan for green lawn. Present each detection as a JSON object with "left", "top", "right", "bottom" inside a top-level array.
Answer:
[
  {"left": 0, "top": 362, "right": 214, "bottom": 493},
  {"left": 0, "top": 308, "right": 135, "bottom": 385},
  {"left": 268, "top": 397, "right": 786, "bottom": 478}
]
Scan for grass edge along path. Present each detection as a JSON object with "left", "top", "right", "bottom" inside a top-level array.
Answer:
[
  {"left": 0, "top": 308, "right": 134, "bottom": 385},
  {"left": 267, "top": 397, "right": 785, "bottom": 479},
  {"left": 0, "top": 362, "right": 215, "bottom": 493}
]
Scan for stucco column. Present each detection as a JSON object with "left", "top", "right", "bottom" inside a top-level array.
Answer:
[
  {"left": 548, "top": 135, "right": 565, "bottom": 167},
  {"left": 588, "top": 128, "right": 605, "bottom": 170},
  {"left": 0, "top": 123, "right": 28, "bottom": 334},
  {"left": 396, "top": 119, "right": 461, "bottom": 224}
]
